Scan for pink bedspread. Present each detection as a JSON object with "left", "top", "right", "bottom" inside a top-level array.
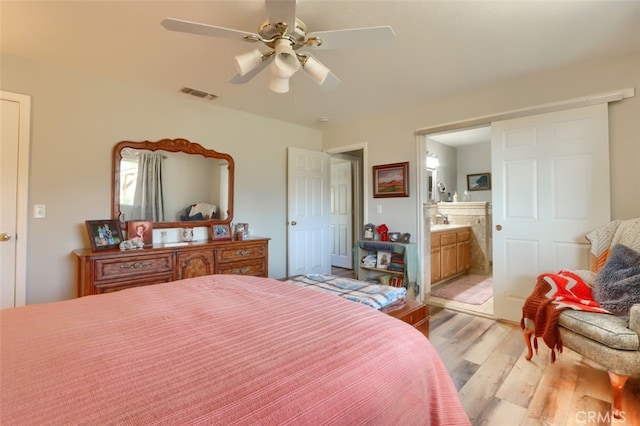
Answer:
[{"left": 1, "top": 275, "right": 469, "bottom": 425}]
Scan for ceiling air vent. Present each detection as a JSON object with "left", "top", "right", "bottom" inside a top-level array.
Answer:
[{"left": 180, "top": 87, "right": 218, "bottom": 100}]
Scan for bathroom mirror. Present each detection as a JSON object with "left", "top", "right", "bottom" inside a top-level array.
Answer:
[{"left": 112, "top": 138, "right": 234, "bottom": 229}]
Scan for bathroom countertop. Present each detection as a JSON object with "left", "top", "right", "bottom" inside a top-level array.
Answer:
[{"left": 430, "top": 224, "right": 471, "bottom": 232}]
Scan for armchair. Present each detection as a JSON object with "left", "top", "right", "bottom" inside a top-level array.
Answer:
[{"left": 523, "top": 218, "right": 640, "bottom": 419}]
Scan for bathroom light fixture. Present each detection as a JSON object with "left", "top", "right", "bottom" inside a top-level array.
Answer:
[{"left": 426, "top": 152, "right": 440, "bottom": 170}]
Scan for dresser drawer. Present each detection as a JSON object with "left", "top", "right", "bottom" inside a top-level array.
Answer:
[
  {"left": 93, "top": 253, "right": 174, "bottom": 282},
  {"left": 94, "top": 274, "right": 175, "bottom": 294},
  {"left": 216, "top": 259, "right": 267, "bottom": 277},
  {"left": 216, "top": 243, "right": 267, "bottom": 264}
]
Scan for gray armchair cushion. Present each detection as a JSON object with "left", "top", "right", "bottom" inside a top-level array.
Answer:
[{"left": 558, "top": 310, "right": 639, "bottom": 350}]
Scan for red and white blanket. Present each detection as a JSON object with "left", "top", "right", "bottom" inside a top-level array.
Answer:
[{"left": 521, "top": 270, "right": 610, "bottom": 361}]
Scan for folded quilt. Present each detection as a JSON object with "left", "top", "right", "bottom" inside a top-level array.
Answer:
[
  {"left": 284, "top": 274, "right": 406, "bottom": 310},
  {"left": 521, "top": 270, "right": 610, "bottom": 362}
]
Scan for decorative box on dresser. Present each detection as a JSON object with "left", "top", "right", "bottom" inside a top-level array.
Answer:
[{"left": 74, "top": 237, "right": 269, "bottom": 296}]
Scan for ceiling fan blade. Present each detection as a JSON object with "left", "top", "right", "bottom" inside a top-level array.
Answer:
[
  {"left": 161, "top": 18, "right": 258, "bottom": 42},
  {"left": 265, "top": 0, "right": 297, "bottom": 28},
  {"left": 308, "top": 26, "right": 396, "bottom": 50},
  {"left": 229, "top": 55, "right": 274, "bottom": 84}
]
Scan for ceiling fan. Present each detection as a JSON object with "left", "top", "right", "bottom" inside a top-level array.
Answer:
[{"left": 161, "top": 0, "right": 395, "bottom": 93}]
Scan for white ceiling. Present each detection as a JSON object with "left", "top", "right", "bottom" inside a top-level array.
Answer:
[{"left": 2, "top": 1, "right": 639, "bottom": 130}]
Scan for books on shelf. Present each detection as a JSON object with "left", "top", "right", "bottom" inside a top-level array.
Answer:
[{"left": 379, "top": 274, "right": 404, "bottom": 288}]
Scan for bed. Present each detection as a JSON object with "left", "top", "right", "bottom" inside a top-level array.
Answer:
[{"left": 1, "top": 275, "right": 470, "bottom": 425}]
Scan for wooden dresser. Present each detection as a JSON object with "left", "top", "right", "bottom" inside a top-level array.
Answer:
[{"left": 73, "top": 237, "right": 269, "bottom": 296}]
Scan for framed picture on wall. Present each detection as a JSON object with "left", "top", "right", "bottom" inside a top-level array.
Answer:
[
  {"left": 85, "top": 220, "right": 124, "bottom": 251},
  {"left": 467, "top": 172, "right": 491, "bottom": 191},
  {"left": 372, "top": 162, "right": 409, "bottom": 198}
]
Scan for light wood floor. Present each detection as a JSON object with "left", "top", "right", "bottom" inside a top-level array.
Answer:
[
  {"left": 428, "top": 307, "right": 640, "bottom": 425},
  {"left": 331, "top": 267, "right": 640, "bottom": 425}
]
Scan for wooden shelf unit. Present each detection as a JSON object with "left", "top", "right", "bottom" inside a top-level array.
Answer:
[{"left": 354, "top": 240, "right": 418, "bottom": 293}]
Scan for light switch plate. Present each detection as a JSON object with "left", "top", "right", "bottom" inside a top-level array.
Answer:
[{"left": 34, "top": 204, "right": 46, "bottom": 218}]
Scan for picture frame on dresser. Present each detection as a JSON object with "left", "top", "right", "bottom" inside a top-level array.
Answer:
[
  {"left": 127, "top": 220, "right": 153, "bottom": 247},
  {"left": 85, "top": 220, "right": 124, "bottom": 251},
  {"left": 211, "top": 223, "right": 232, "bottom": 240}
]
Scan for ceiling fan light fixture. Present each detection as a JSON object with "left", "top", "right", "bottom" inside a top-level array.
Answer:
[
  {"left": 272, "top": 38, "right": 300, "bottom": 75},
  {"left": 234, "top": 49, "right": 264, "bottom": 76},
  {"left": 269, "top": 38, "right": 300, "bottom": 93},
  {"left": 301, "top": 56, "right": 330, "bottom": 85},
  {"left": 269, "top": 74, "right": 291, "bottom": 93}
]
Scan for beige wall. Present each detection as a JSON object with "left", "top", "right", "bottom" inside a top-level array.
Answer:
[
  {"left": 1, "top": 53, "right": 322, "bottom": 304},
  {"left": 3, "top": 51, "right": 638, "bottom": 305},
  {"left": 323, "top": 52, "right": 640, "bottom": 242}
]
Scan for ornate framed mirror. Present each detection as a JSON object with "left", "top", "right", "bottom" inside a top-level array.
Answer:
[{"left": 112, "top": 138, "right": 234, "bottom": 229}]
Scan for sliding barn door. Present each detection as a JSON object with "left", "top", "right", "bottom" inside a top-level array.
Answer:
[{"left": 492, "top": 104, "right": 611, "bottom": 322}]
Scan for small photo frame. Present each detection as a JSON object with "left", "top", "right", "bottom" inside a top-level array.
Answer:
[
  {"left": 85, "top": 220, "right": 124, "bottom": 251},
  {"left": 467, "top": 172, "right": 491, "bottom": 191},
  {"left": 373, "top": 162, "right": 409, "bottom": 198},
  {"left": 211, "top": 223, "right": 232, "bottom": 240},
  {"left": 388, "top": 232, "right": 401, "bottom": 242},
  {"left": 363, "top": 223, "right": 376, "bottom": 240},
  {"left": 127, "top": 220, "right": 153, "bottom": 247},
  {"left": 234, "top": 223, "right": 249, "bottom": 240},
  {"left": 376, "top": 251, "right": 391, "bottom": 269}
]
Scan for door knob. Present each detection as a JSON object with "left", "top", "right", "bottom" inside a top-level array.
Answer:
[
  {"left": 0, "top": 233, "right": 12, "bottom": 242},
  {"left": 291, "top": 221, "right": 297, "bottom": 226},
  {"left": 495, "top": 225, "right": 502, "bottom": 231}
]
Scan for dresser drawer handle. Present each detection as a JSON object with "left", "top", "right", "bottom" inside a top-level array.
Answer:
[
  {"left": 231, "top": 267, "right": 251, "bottom": 274},
  {"left": 233, "top": 249, "right": 251, "bottom": 256},
  {"left": 120, "top": 261, "right": 152, "bottom": 270}
]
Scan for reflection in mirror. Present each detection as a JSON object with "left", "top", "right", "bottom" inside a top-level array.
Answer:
[{"left": 113, "top": 139, "right": 234, "bottom": 229}]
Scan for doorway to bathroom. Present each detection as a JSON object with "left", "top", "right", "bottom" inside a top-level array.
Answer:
[{"left": 421, "top": 125, "right": 495, "bottom": 318}]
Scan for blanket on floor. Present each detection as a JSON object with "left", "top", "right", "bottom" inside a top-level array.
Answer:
[{"left": 521, "top": 270, "right": 610, "bottom": 362}]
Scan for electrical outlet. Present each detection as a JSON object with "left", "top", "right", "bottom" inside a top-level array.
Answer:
[
  {"left": 34, "top": 204, "right": 46, "bottom": 218},
  {"left": 376, "top": 204, "right": 382, "bottom": 214}
]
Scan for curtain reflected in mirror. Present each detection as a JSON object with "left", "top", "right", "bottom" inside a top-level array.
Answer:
[{"left": 120, "top": 150, "right": 165, "bottom": 222}]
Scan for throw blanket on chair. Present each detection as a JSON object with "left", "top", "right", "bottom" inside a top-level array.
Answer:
[
  {"left": 521, "top": 270, "right": 610, "bottom": 362},
  {"left": 593, "top": 244, "right": 640, "bottom": 321}
]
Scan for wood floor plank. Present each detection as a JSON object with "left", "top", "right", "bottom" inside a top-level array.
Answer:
[
  {"left": 463, "top": 321, "right": 513, "bottom": 365},
  {"left": 458, "top": 351, "right": 518, "bottom": 422},
  {"left": 474, "top": 397, "right": 527, "bottom": 426}
]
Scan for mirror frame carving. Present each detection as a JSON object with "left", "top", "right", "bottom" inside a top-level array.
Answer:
[{"left": 112, "top": 138, "right": 234, "bottom": 229}]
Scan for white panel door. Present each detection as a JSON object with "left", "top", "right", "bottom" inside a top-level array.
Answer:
[
  {"left": 492, "top": 104, "right": 610, "bottom": 322},
  {"left": 1, "top": 91, "right": 30, "bottom": 308},
  {"left": 287, "top": 147, "right": 331, "bottom": 277},
  {"left": 330, "top": 159, "right": 353, "bottom": 268}
]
